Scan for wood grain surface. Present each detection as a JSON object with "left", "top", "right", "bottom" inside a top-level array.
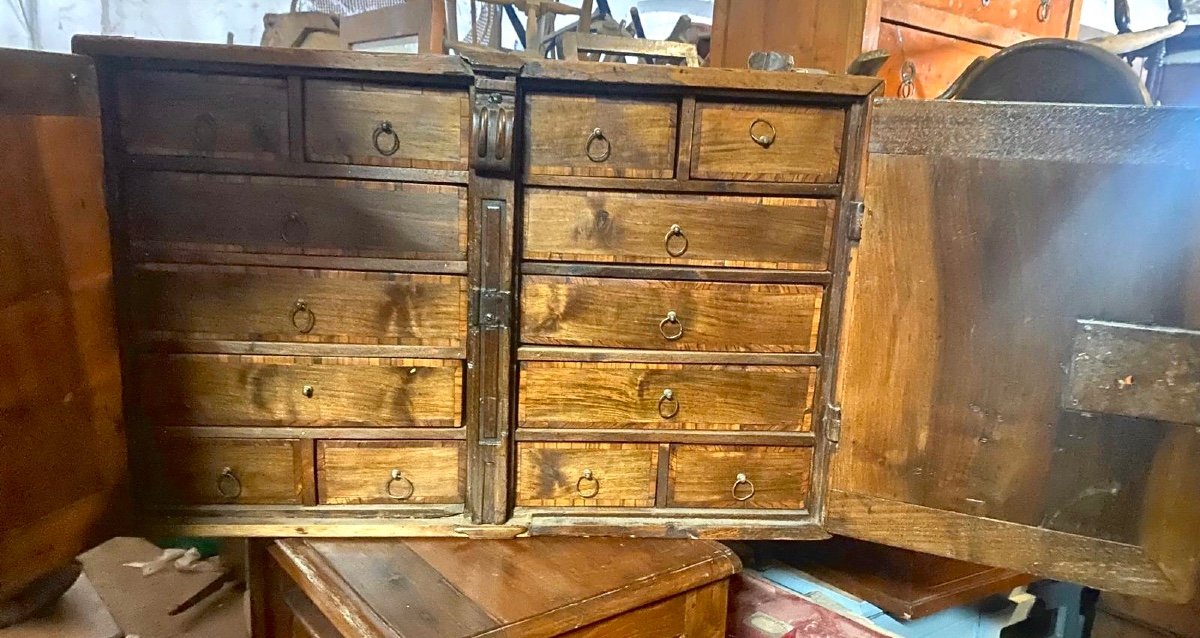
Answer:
[
  {"left": 691, "top": 103, "right": 845, "bottom": 183},
  {"left": 876, "top": 24, "right": 995, "bottom": 99},
  {"left": 316, "top": 441, "right": 465, "bottom": 505},
  {"left": 146, "top": 436, "right": 307, "bottom": 505},
  {"left": 524, "top": 94, "right": 678, "bottom": 179},
  {"left": 516, "top": 442, "right": 660, "bottom": 507},
  {"left": 668, "top": 445, "right": 810, "bottom": 509},
  {"left": 520, "top": 275, "right": 823, "bottom": 352},
  {"left": 522, "top": 189, "right": 835, "bottom": 270}
]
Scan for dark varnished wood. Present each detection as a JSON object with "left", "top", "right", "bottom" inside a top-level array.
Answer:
[
  {"left": 524, "top": 94, "right": 679, "bottom": 179},
  {"left": 0, "top": 48, "right": 98, "bottom": 117},
  {"left": 144, "top": 436, "right": 308, "bottom": 505},
  {"left": 691, "top": 102, "right": 845, "bottom": 183}
]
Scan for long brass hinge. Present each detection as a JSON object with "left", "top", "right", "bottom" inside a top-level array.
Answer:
[
  {"left": 847, "top": 200, "right": 866, "bottom": 242},
  {"left": 824, "top": 403, "right": 843, "bottom": 444}
]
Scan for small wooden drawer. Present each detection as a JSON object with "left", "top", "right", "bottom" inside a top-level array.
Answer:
[
  {"left": 136, "top": 355, "right": 462, "bottom": 427},
  {"left": 117, "top": 71, "right": 288, "bottom": 160},
  {"left": 316, "top": 441, "right": 465, "bottom": 505},
  {"left": 667, "top": 445, "right": 810, "bottom": 510},
  {"left": 690, "top": 102, "right": 845, "bottom": 183},
  {"left": 146, "top": 436, "right": 307, "bottom": 505},
  {"left": 518, "top": 362, "right": 816, "bottom": 431},
  {"left": 131, "top": 264, "right": 467, "bottom": 348},
  {"left": 525, "top": 94, "right": 678, "bottom": 179},
  {"left": 304, "top": 80, "right": 470, "bottom": 170},
  {"left": 523, "top": 189, "right": 835, "bottom": 270},
  {"left": 516, "top": 442, "right": 659, "bottom": 507},
  {"left": 890, "top": 0, "right": 1073, "bottom": 42},
  {"left": 124, "top": 172, "right": 467, "bottom": 261},
  {"left": 521, "top": 276, "right": 823, "bottom": 352},
  {"left": 877, "top": 24, "right": 997, "bottom": 99}
]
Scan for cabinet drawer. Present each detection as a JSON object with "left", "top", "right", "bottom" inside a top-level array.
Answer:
[
  {"left": 131, "top": 264, "right": 466, "bottom": 348},
  {"left": 667, "top": 445, "right": 810, "bottom": 510},
  {"left": 521, "top": 276, "right": 823, "bottom": 352},
  {"left": 525, "top": 94, "right": 678, "bottom": 179},
  {"left": 146, "top": 436, "right": 306, "bottom": 505},
  {"left": 691, "top": 103, "right": 844, "bottom": 183},
  {"left": 878, "top": 24, "right": 997, "bottom": 99},
  {"left": 117, "top": 71, "right": 288, "bottom": 160},
  {"left": 516, "top": 442, "right": 659, "bottom": 507},
  {"left": 887, "top": 0, "right": 1074, "bottom": 43},
  {"left": 519, "top": 363, "right": 816, "bottom": 431},
  {"left": 125, "top": 172, "right": 467, "bottom": 260},
  {"left": 523, "top": 189, "right": 835, "bottom": 270},
  {"left": 136, "top": 356, "right": 462, "bottom": 427},
  {"left": 316, "top": 441, "right": 464, "bottom": 505},
  {"left": 304, "top": 80, "right": 469, "bottom": 170}
]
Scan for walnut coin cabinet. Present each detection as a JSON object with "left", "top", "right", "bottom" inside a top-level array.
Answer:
[{"left": 4, "top": 39, "right": 1200, "bottom": 603}]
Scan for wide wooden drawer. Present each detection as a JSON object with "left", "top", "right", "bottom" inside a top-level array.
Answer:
[
  {"left": 131, "top": 264, "right": 466, "bottom": 347},
  {"left": 886, "top": 0, "right": 1074, "bottom": 43},
  {"left": 516, "top": 442, "right": 659, "bottom": 507},
  {"left": 316, "top": 441, "right": 464, "bottom": 505},
  {"left": 304, "top": 80, "right": 469, "bottom": 170},
  {"left": 146, "top": 436, "right": 307, "bottom": 505},
  {"left": 691, "top": 102, "right": 844, "bottom": 183},
  {"left": 667, "top": 445, "right": 810, "bottom": 510},
  {"left": 519, "top": 363, "right": 816, "bottom": 431},
  {"left": 525, "top": 94, "right": 678, "bottom": 179},
  {"left": 521, "top": 276, "right": 823, "bottom": 352},
  {"left": 124, "top": 172, "right": 467, "bottom": 260},
  {"left": 523, "top": 189, "right": 835, "bottom": 270},
  {"left": 117, "top": 71, "right": 288, "bottom": 160},
  {"left": 877, "top": 24, "right": 997, "bottom": 99},
  {"left": 135, "top": 355, "right": 462, "bottom": 427}
]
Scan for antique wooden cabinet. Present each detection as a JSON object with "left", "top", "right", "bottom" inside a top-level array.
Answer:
[{"left": 3, "top": 38, "right": 1199, "bottom": 604}]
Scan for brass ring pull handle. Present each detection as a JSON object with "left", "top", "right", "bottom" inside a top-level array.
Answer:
[
  {"left": 657, "top": 388, "right": 679, "bottom": 419},
  {"left": 1037, "top": 0, "right": 1051, "bottom": 22},
  {"left": 585, "top": 128, "right": 612, "bottom": 163},
  {"left": 216, "top": 466, "right": 242, "bottom": 499},
  {"left": 658, "top": 311, "right": 684, "bottom": 341},
  {"left": 576, "top": 468, "right": 600, "bottom": 498},
  {"left": 372, "top": 121, "right": 401, "bottom": 156},
  {"left": 291, "top": 300, "right": 316, "bottom": 334},
  {"left": 386, "top": 469, "right": 415, "bottom": 500},
  {"left": 900, "top": 61, "right": 916, "bottom": 99},
  {"left": 664, "top": 224, "right": 689, "bottom": 257},
  {"left": 280, "top": 211, "right": 308, "bottom": 245},
  {"left": 749, "top": 118, "right": 777, "bottom": 148},
  {"left": 732, "top": 472, "right": 755, "bottom": 502}
]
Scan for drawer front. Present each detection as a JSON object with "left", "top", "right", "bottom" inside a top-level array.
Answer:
[
  {"left": 668, "top": 445, "right": 810, "bottom": 510},
  {"left": 525, "top": 94, "right": 678, "bottom": 179},
  {"left": 316, "top": 441, "right": 464, "bottom": 505},
  {"left": 131, "top": 264, "right": 466, "bottom": 347},
  {"left": 146, "top": 436, "right": 306, "bottom": 505},
  {"left": 523, "top": 189, "right": 835, "bottom": 270},
  {"left": 304, "top": 80, "right": 469, "bottom": 170},
  {"left": 125, "top": 172, "right": 467, "bottom": 260},
  {"left": 521, "top": 276, "right": 823, "bottom": 352},
  {"left": 136, "top": 356, "right": 462, "bottom": 427},
  {"left": 519, "top": 363, "right": 816, "bottom": 431},
  {"left": 516, "top": 442, "right": 659, "bottom": 507},
  {"left": 691, "top": 103, "right": 844, "bottom": 183},
  {"left": 117, "top": 71, "right": 288, "bottom": 160},
  {"left": 889, "top": 0, "right": 1074, "bottom": 42},
  {"left": 878, "top": 24, "right": 997, "bottom": 99}
]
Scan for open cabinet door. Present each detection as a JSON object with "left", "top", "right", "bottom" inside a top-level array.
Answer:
[
  {"left": 828, "top": 99, "right": 1200, "bottom": 602},
  {"left": 0, "top": 49, "right": 128, "bottom": 600}
]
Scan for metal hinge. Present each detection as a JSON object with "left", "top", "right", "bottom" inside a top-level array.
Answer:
[
  {"left": 474, "top": 289, "right": 510, "bottom": 328},
  {"left": 847, "top": 200, "right": 865, "bottom": 242},
  {"left": 824, "top": 403, "right": 843, "bottom": 443}
]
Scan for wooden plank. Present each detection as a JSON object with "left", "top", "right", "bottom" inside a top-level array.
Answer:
[
  {"left": 517, "top": 346, "right": 823, "bottom": 366},
  {"left": 708, "top": 0, "right": 873, "bottom": 74},
  {"left": 522, "top": 174, "right": 842, "bottom": 197},
  {"left": 0, "top": 49, "right": 98, "bottom": 117}
]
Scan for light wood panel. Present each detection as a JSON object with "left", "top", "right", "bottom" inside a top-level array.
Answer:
[
  {"left": 668, "top": 445, "right": 810, "bottom": 510},
  {"left": 146, "top": 436, "right": 307, "bottom": 505},
  {"left": 709, "top": 0, "right": 874, "bottom": 72},
  {"left": 316, "top": 441, "right": 465, "bottom": 505},
  {"left": 524, "top": 94, "right": 678, "bottom": 179},
  {"left": 691, "top": 103, "right": 845, "bottom": 183},
  {"left": 876, "top": 24, "right": 996, "bottom": 99},
  {"left": 516, "top": 442, "right": 659, "bottom": 507}
]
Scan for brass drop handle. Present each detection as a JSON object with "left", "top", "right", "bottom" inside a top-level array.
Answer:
[
  {"left": 373, "top": 120, "right": 401, "bottom": 156},
  {"left": 1038, "top": 0, "right": 1051, "bottom": 22},
  {"left": 576, "top": 468, "right": 600, "bottom": 498},
  {"left": 900, "top": 61, "right": 917, "bottom": 99},
  {"left": 658, "top": 310, "right": 684, "bottom": 341},
  {"left": 585, "top": 127, "right": 611, "bottom": 163},
  {"left": 216, "top": 466, "right": 242, "bottom": 499},
  {"left": 658, "top": 388, "right": 679, "bottom": 419},
  {"left": 386, "top": 469, "right": 415, "bottom": 500},
  {"left": 731, "top": 472, "right": 755, "bottom": 501},
  {"left": 749, "top": 118, "right": 777, "bottom": 148},
  {"left": 664, "top": 224, "right": 689, "bottom": 257},
  {"left": 291, "top": 300, "right": 316, "bottom": 334},
  {"left": 280, "top": 211, "right": 308, "bottom": 245},
  {"left": 302, "top": 385, "right": 314, "bottom": 399}
]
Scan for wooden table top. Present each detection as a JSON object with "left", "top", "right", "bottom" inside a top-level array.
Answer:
[{"left": 270, "top": 537, "right": 740, "bottom": 638}]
